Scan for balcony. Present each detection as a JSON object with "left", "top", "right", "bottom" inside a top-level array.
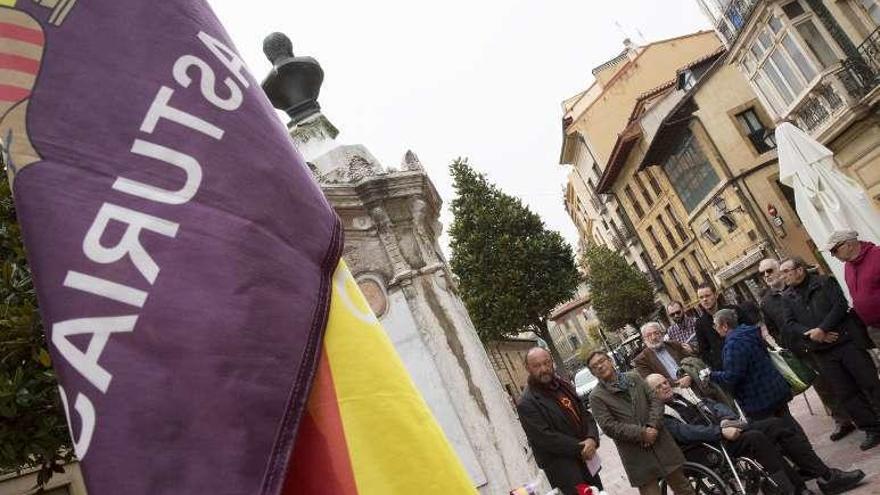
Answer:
[
  {"left": 788, "top": 45, "right": 879, "bottom": 135},
  {"left": 588, "top": 190, "right": 608, "bottom": 214},
  {"left": 646, "top": 267, "right": 666, "bottom": 291},
  {"left": 607, "top": 231, "right": 626, "bottom": 252},
  {"left": 715, "top": 0, "right": 759, "bottom": 46}
]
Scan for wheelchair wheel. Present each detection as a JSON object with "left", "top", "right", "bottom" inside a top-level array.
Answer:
[
  {"left": 660, "top": 461, "right": 731, "bottom": 494},
  {"left": 734, "top": 457, "right": 780, "bottom": 495}
]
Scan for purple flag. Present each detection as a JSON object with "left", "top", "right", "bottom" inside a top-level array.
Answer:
[{"left": 1, "top": 1, "right": 341, "bottom": 493}]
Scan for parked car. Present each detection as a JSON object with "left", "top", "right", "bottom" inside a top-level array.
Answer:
[{"left": 573, "top": 367, "right": 599, "bottom": 404}]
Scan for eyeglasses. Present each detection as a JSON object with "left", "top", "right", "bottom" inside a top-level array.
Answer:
[
  {"left": 780, "top": 267, "right": 799, "bottom": 273},
  {"left": 668, "top": 311, "right": 682, "bottom": 317},
  {"left": 830, "top": 242, "right": 846, "bottom": 255}
]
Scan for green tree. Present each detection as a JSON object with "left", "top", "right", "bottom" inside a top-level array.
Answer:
[
  {"left": 448, "top": 159, "right": 580, "bottom": 370},
  {"left": 581, "top": 243, "right": 656, "bottom": 333},
  {"left": 0, "top": 172, "right": 72, "bottom": 486}
]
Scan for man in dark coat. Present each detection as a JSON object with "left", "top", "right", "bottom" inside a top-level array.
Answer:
[
  {"left": 758, "top": 257, "right": 855, "bottom": 441},
  {"left": 708, "top": 309, "right": 865, "bottom": 494},
  {"left": 693, "top": 283, "right": 758, "bottom": 370},
  {"left": 780, "top": 257, "right": 880, "bottom": 450},
  {"left": 517, "top": 348, "right": 602, "bottom": 495}
]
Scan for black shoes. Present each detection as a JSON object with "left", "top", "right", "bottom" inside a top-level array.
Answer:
[
  {"left": 859, "top": 431, "right": 880, "bottom": 450},
  {"left": 829, "top": 422, "right": 856, "bottom": 442},
  {"left": 817, "top": 468, "right": 865, "bottom": 495}
]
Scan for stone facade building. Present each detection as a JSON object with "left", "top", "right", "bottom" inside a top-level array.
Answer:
[
  {"left": 485, "top": 336, "right": 538, "bottom": 402},
  {"left": 560, "top": 32, "right": 723, "bottom": 307},
  {"left": 697, "top": 0, "right": 880, "bottom": 202}
]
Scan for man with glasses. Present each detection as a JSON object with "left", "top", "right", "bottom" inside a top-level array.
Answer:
[
  {"left": 665, "top": 301, "right": 696, "bottom": 347},
  {"left": 634, "top": 322, "right": 693, "bottom": 387},
  {"left": 758, "top": 257, "right": 855, "bottom": 442},
  {"left": 587, "top": 351, "right": 694, "bottom": 495},
  {"left": 780, "top": 257, "right": 880, "bottom": 450},
  {"left": 827, "top": 230, "right": 880, "bottom": 330},
  {"left": 707, "top": 308, "right": 865, "bottom": 494}
]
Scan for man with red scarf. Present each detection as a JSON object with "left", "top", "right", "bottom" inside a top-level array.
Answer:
[
  {"left": 517, "top": 348, "right": 602, "bottom": 495},
  {"left": 828, "top": 230, "right": 880, "bottom": 329}
]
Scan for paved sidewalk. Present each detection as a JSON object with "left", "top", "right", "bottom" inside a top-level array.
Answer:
[{"left": 594, "top": 388, "right": 880, "bottom": 494}]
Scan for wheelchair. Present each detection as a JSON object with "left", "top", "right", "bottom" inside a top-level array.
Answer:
[{"left": 660, "top": 441, "right": 781, "bottom": 495}]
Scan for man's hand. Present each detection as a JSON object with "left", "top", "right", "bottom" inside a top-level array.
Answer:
[
  {"left": 682, "top": 343, "right": 694, "bottom": 354},
  {"left": 805, "top": 328, "right": 827, "bottom": 342},
  {"left": 721, "top": 427, "right": 741, "bottom": 441},
  {"left": 676, "top": 375, "right": 693, "bottom": 389},
  {"left": 642, "top": 426, "right": 659, "bottom": 447},
  {"left": 580, "top": 438, "right": 597, "bottom": 460},
  {"left": 823, "top": 332, "right": 839, "bottom": 343}
]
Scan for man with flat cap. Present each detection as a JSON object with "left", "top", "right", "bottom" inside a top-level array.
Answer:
[{"left": 827, "top": 229, "right": 880, "bottom": 330}]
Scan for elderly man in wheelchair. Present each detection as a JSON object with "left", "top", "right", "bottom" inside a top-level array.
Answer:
[{"left": 645, "top": 374, "right": 863, "bottom": 495}]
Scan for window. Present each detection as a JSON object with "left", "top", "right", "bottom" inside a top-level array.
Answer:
[
  {"left": 648, "top": 168, "right": 663, "bottom": 195},
  {"left": 736, "top": 108, "right": 777, "bottom": 153},
  {"left": 713, "top": 197, "right": 739, "bottom": 232},
  {"left": 592, "top": 162, "right": 602, "bottom": 180},
  {"left": 680, "top": 70, "right": 697, "bottom": 90},
  {"left": 568, "top": 334, "right": 580, "bottom": 351},
  {"left": 663, "top": 132, "right": 720, "bottom": 212},
  {"left": 624, "top": 185, "right": 645, "bottom": 218},
  {"left": 665, "top": 204, "right": 689, "bottom": 241},
  {"left": 738, "top": 3, "right": 841, "bottom": 115},
  {"left": 700, "top": 220, "right": 722, "bottom": 244},
  {"left": 691, "top": 251, "right": 710, "bottom": 283},
  {"left": 681, "top": 259, "right": 700, "bottom": 291},
  {"left": 657, "top": 214, "right": 679, "bottom": 251},
  {"left": 647, "top": 225, "right": 668, "bottom": 260},
  {"left": 859, "top": 0, "right": 880, "bottom": 24},
  {"left": 635, "top": 173, "right": 652, "bottom": 205},
  {"left": 669, "top": 267, "right": 689, "bottom": 302}
]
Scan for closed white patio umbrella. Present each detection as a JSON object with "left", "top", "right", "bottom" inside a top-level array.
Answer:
[{"left": 776, "top": 122, "right": 880, "bottom": 300}]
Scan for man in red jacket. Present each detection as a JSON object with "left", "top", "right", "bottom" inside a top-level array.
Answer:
[{"left": 827, "top": 230, "right": 880, "bottom": 328}]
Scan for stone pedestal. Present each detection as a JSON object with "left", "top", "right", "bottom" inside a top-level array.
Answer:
[{"left": 298, "top": 128, "right": 542, "bottom": 492}]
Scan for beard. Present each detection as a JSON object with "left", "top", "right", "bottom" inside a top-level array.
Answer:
[{"left": 647, "top": 340, "right": 664, "bottom": 350}]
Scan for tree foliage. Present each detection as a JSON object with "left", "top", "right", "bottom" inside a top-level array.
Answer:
[
  {"left": 581, "top": 243, "right": 656, "bottom": 332},
  {"left": 448, "top": 158, "right": 580, "bottom": 365},
  {"left": 0, "top": 173, "right": 72, "bottom": 485}
]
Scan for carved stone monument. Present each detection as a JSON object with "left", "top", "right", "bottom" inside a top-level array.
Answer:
[{"left": 261, "top": 34, "right": 547, "bottom": 493}]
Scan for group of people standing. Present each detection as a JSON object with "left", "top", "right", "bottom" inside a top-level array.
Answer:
[{"left": 516, "top": 230, "right": 880, "bottom": 495}]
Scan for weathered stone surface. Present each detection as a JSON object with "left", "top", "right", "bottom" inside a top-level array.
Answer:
[{"left": 300, "top": 129, "right": 542, "bottom": 492}]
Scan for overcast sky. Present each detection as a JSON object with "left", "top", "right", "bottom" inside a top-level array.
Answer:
[{"left": 210, "top": 0, "right": 712, "bottom": 253}]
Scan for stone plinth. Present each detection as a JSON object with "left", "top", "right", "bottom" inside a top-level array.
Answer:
[{"left": 300, "top": 135, "right": 542, "bottom": 492}]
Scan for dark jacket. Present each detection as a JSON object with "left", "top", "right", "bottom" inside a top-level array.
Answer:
[
  {"left": 782, "top": 272, "right": 872, "bottom": 352},
  {"left": 710, "top": 324, "right": 791, "bottom": 416},
  {"left": 589, "top": 372, "right": 685, "bottom": 487},
  {"left": 695, "top": 303, "right": 758, "bottom": 370},
  {"left": 517, "top": 382, "right": 600, "bottom": 493},
  {"left": 760, "top": 289, "right": 807, "bottom": 355},
  {"left": 633, "top": 341, "right": 692, "bottom": 382},
  {"left": 662, "top": 395, "right": 738, "bottom": 444}
]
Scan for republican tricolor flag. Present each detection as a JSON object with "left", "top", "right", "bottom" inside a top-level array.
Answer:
[{"left": 0, "top": 1, "right": 475, "bottom": 493}]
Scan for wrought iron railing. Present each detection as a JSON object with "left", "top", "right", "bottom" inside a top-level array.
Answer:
[
  {"left": 715, "top": 0, "right": 760, "bottom": 45},
  {"left": 790, "top": 42, "right": 879, "bottom": 134}
]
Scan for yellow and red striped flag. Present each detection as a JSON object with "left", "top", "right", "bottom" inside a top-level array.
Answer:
[{"left": 285, "top": 262, "right": 477, "bottom": 494}]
